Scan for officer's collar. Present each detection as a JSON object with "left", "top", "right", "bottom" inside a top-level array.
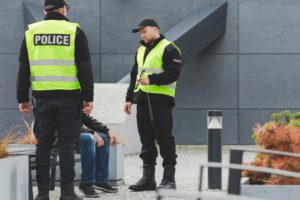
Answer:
[
  {"left": 140, "top": 34, "right": 165, "bottom": 48},
  {"left": 44, "top": 12, "right": 70, "bottom": 22}
]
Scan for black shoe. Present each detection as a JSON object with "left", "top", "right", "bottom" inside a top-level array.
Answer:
[
  {"left": 79, "top": 183, "right": 99, "bottom": 198},
  {"left": 129, "top": 177, "right": 156, "bottom": 191},
  {"left": 157, "top": 165, "right": 176, "bottom": 190},
  {"left": 128, "top": 164, "right": 156, "bottom": 192},
  {"left": 156, "top": 179, "right": 176, "bottom": 190},
  {"left": 93, "top": 183, "right": 118, "bottom": 193}
]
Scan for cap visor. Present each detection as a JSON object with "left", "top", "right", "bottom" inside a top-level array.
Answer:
[
  {"left": 132, "top": 26, "right": 144, "bottom": 33},
  {"left": 44, "top": 5, "right": 56, "bottom": 12}
]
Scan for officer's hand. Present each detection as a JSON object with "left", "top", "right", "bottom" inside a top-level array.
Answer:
[
  {"left": 136, "top": 77, "right": 150, "bottom": 85},
  {"left": 83, "top": 101, "right": 93, "bottom": 116},
  {"left": 124, "top": 102, "right": 132, "bottom": 115},
  {"left": 19, "top": 102, "right": 30, "bottom": 114},
  {"left": 94, "top": 132, "right": 104, "bottom": 147}
]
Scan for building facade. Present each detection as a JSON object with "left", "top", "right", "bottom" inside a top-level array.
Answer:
[{"left": 1, "top": 0, "right": 299, "bottom": 144}]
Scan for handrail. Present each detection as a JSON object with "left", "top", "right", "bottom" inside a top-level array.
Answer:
[
  {"left": 228, "top": 146, "right": 300, "bottom": 195},
  {"left": 157, "top": 162, "right": 299, "bottom": 200},
  {"left": 230, "top": 146, "right": 300, "bottom": 159}
]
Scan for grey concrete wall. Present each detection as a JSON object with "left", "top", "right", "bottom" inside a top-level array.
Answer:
[{"left": 1, "top": 0, "right": 300, "bottom": 145}]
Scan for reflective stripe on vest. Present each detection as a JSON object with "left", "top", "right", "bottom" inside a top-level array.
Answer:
[
  {"left": 137, "top": 67, "right": 177, "bottom": 89},
  {"left": 25, "top": 20, "right": 80, "bottom": 91},
  {"left": 134, "top": 39, "right": 180, "bottom": 97},
  {"left": 30, "top": 59, "right": 75, "bottom": 66},
  {"left": 31, "top": 76, "right": 78, "bottom": 82}
]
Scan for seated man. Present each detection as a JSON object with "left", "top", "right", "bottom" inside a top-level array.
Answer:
[{"left": 79, "top": 113, "right": 120, "bottom": 198}]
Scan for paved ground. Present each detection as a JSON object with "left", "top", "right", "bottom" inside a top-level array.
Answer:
[{"left": 33, "top": 145, "right": 255, "bottom": 200}]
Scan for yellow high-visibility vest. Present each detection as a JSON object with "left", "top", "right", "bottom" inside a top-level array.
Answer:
[
  {"left": 134, "top": 39, "right": 180, "bottom": 97},
  {"left": 25, "top": 20, "right": 80, "bottom": 91}
]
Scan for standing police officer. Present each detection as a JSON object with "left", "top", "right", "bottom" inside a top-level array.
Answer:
[
  {"left": 17, "top": 1, "right": 94, "bottom": 200},
  {"left": 124, "top": 19, "right": 181, "bottom": 191}
]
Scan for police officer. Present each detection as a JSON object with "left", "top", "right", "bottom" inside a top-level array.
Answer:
[
  {"left": 17, "top": 0, "right": 94, "bottom": 200},
  {"left": 124, "top": 19, "right": 181, "bottom": 191}
]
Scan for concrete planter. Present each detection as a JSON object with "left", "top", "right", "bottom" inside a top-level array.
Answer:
[
  {"left": 241, "top": 177, "right": 300, "bottom": 200},
  {"left": 0, "top": 156, "right": 29, "bottom": 200},
  {"left": 108, "top": 144, "right": 125, "bottom": 186}
]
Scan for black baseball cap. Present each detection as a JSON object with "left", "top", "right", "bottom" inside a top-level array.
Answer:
[
  {"left": 44, "top": 0, "right": 69, "bottom": 12},
  {"left": 132, "top": 19, "right": 159, "bottom": 33}
]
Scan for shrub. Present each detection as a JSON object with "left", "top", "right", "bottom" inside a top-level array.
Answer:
[{"left": 244, "top": 110, "right": 300, "bottom": 184}]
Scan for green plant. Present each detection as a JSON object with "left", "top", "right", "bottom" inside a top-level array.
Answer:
[
  {"left": 294, "top": 112, "right": 300, "bottom": 121},
  {"left": 251, "top": 131, "right": 257, "bottom": 142},
  {"left": 271, "top": 113, "right": 281, "bottom": 126},
  {"left": 280, "top": 110, "right": 293, "bottom": 123},
  {"left": 289, "top": 119, "right": 300, "bottom": 127},
  {"left": 255, "top": 153, "right": 262, "bottom": 159}
]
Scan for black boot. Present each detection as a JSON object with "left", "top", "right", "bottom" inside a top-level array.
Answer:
[
  {"left": 34, "top": 192, "right": 49, "bottom": 200},
  {"left": 59, "top": 183, "right": 83, "bottom": 200},
  {"left": 35, "top": 182, "right": 49, "bottom": 200},
  {"left": 129, "top": 164, "right": 156, "bottom": 191},
  {"left": 157, "top": 165, "right": 176, "bottom": 190}
]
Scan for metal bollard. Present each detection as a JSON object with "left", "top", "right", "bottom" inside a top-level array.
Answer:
[{"left": 207, "top": 110, "right": 222, "bottom": 189}]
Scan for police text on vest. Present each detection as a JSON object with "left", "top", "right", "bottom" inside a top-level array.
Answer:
[{"left": 34, "top": 34, "right": 70, "bottom": 46}]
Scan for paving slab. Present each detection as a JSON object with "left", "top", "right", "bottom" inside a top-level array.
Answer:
[{"left": 33, "top": 145, "right": 255, "bottom": 200}]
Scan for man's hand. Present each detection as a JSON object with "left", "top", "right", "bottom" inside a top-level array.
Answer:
[
  {"left": 94, "top": 132, "right": 104, "bottom": 147},
  {"left": 124, "top": 102, "right": 132, "bottom": 115},
  {"left": 107, "top": 130, "right": 121, "bottom": 145},
  {"left": 19, "top": 102, "right": 30, "bottom": 114},
  {"left": 83, "top": 101, "right": 93, "bottom": 116},
  {"left": 136, "top": 77, "right": 150, "bottom": 85}
]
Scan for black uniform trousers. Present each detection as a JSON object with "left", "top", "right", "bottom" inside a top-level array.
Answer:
[
  {"left": 34, "top": 97, "right": 81, "bottom": 186},
  {"left": 136, "top": 103, "right": 177, "bottom": 167}
]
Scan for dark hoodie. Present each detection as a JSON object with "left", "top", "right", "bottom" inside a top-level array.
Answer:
[{"left": 81, "top": 113, "right": 110, "bottom": 134}]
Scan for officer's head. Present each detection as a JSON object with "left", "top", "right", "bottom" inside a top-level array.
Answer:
[
  {"left": 44, "top": 0, "right": 69, "bottom": 17},
  {"left": 132, "top": 19, "right": 160, "bottom": 44}
]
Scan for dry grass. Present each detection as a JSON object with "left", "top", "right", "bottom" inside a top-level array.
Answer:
[
  {"left": 0, "top": 134, "right": 14, "bottom": 159},
  {"left": 0, "top": 119, "right": 37, "bottom": 159},
  {"left": 15, "top": 119, "right": 37, "bottom": 145}
]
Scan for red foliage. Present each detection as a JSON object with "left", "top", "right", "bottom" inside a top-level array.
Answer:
[{"left": 243, "top": 122, "right": 300, "bottom": 184}]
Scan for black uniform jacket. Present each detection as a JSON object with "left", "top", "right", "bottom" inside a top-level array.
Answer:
[
  {"left": 125, "top": 35, "right": 181, "bottom": 106},
  {"left": 17, "top": 12, "right": 94, "bottom": 103}
]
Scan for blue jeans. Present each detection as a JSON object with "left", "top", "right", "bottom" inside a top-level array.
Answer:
[{"left": 80, "top": 132, "right": 110, "bottom": 184}]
